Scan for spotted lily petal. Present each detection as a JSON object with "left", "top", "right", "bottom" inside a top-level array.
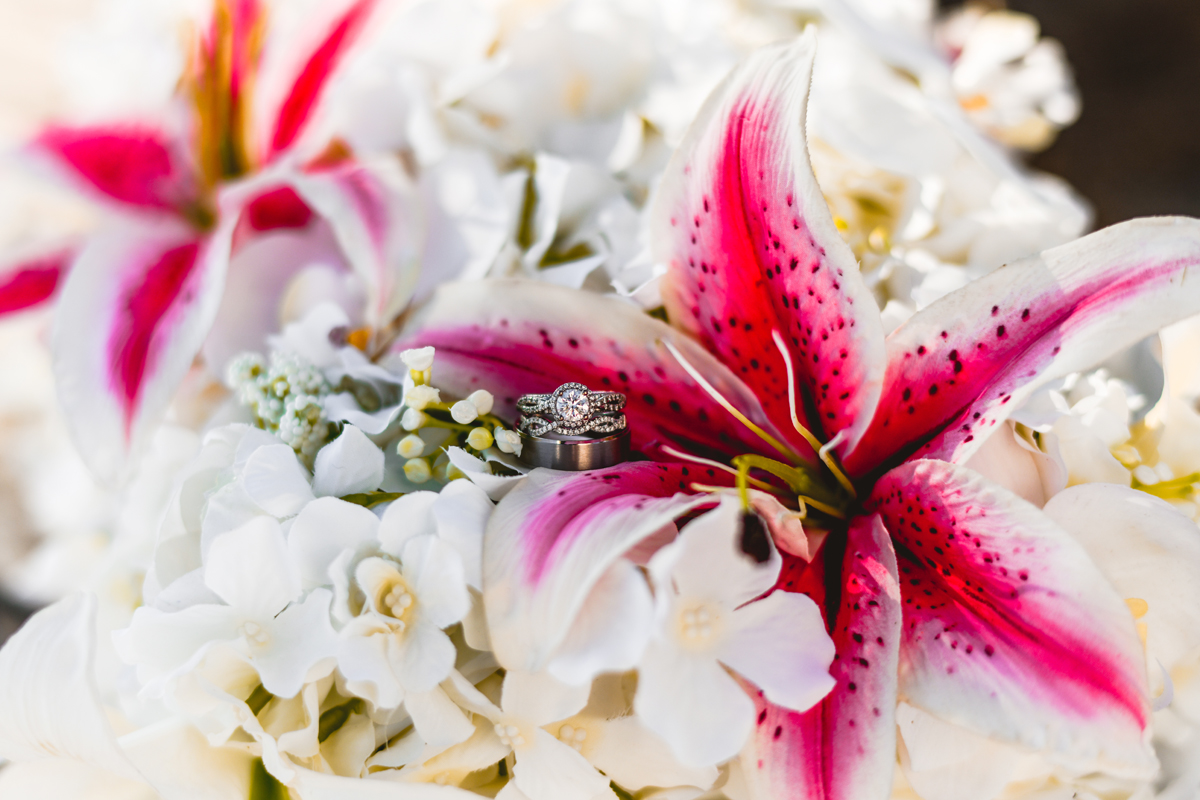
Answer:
[
  {"left": 745, "top": 513, "right": 901, "bottom": 800},
  {"left": 871, "top": 459, "right": 1155, "bottom": 775},
  {"left": 651, "top": 30, "right": 886, "bottom": 458},
  {"left": 409, "top": 279, "right": 789, "bottom": 462},
  {"left": 483, "top": 463, "right": 718, "bottom": 673},
  {"left": 0, "top": 249, "right": 72, "bottom": 316},
  {"left": 52, "top": 219, "right": 234, "bottom": 483},
  {"left": 848, "top": 217, "right": 1200, "bottom": 474},
  {"left": 33, "top": 126, "right": 200, "bottom": 216}
]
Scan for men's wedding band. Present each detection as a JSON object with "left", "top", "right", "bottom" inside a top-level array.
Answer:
[{"left": 517, "top": 429, "right": 630, "bottom": 471}]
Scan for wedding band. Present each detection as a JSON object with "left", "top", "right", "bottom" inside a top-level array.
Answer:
[
  {"left": 517, "top": 383, "right": 626, "bottom": 436},
  {"left": 518, "top": 429, "right": 631, "bottom": 471}
]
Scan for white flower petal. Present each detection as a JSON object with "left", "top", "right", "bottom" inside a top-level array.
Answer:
[
  {"left": 717, "top": 591, "right": 835, "bottom": 713},
  {"left": 114, "top": 603, "right": 240, "bottom": 685},
  {"left": 205, "top": 516, "right": 300, "bottom": 619},
  {"left": 256, "top": 588, "right": 338, "bottom": 698},
  {"left": 321, "top": 710, "right": 375, "bottom": 778},
  {"left": 634, "top": 639, "right": 755, "bottom": 768},
  {"left": 378, "top": 491, "right": 439, "bottom": 558},
  {"left": 120, "top": 717, "right": 257, "bottom": 800},
  {"left": 398, "top": 620, "right": 458, "bottom": 695},
  {"left": 501, "top": 670, "right": 590, "bottom": 728},
  {"left": 289, "top": 497, "right": 379, "bottom": 590},
  {"left": 588, "top": 715, "right": 718, "bottom": 793},
  {"left": 312, "top": 425, "right": 385, "bottom": 498},
  {"left": 432, "top": 479, "right": 492, "bottom": 590},
  {"left": 406, "top": 686, "right": 476, "bottom": 753},
  {"left": 0, "top": 594, "right": 142, "bottom": 781},
  {"left": 547, "top": 559, "right": 653, "bottom": 687},
  {"left": 513, "top": 729, "right": 614, "bottom": 800},
  {"left": 338, "top": 617, "right": 405, "bottom": 710},
  {"left": 241, "top": 444, "right": 315, "bottom": 518},
  {"left": 0, "top": 759, "right": 157, "bottom": 800},
  {"left": 896, "top": 702, "right": 1028, "bottom": 800},
  {"left": 403, "top": 535, "right": 470, "bottom": 629}
]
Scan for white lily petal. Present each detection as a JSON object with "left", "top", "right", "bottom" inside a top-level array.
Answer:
[
  {"left": 205, "top": 516, "right": 300, "bottom": 619},
  {"left": 241, "top": 444, "right": 316, "bottom": 518},
  {"left": 114, "top": 604, "right": 240, "bottom": 686},
  {"left": 547, "top": 559, "right": 653, "bottom": 687},
  {"left": 289, "top": 497, "right": 379, "bottom": 590},
  {"left": 378, "top": 491, "right": 439, "bottom": 558},
  {"left": 513, "top": 729, "right": 615, "bottom": 800},
  {"left": 634, "top": 639, "right": 755, "bottom": 768},
  {"left": 432, "top": 479, "right": 492, "bottom": 590},
  {"left": 589, "top": 715, "right": 718, "bottom": 793},
  {"left": 896, "top": 702, "right": 1027, "bottom": 800},
  {"left": 255, "top": 588, "right": 338, "bottom": 698},
  {"left": 120, "top": 717, "right": 256, "bottom": 800},
  {"left": 717, "top": 591, "right": 835, "bottom": 713},
  {"left": 0, "top": 594, "right": 142, "bottom": 781},
  {"left": 312, "top": 425, "right": 386, "bottom": 498},
  {"left": 0, "top": 759, "right": 157, "bottom": 800}
]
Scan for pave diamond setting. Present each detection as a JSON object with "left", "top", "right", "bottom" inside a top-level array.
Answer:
[
  {"left": 554, "top": 384, "right": 591, "bottom": 423},
  {"left": 517, "top": 382, "right": 627, "bottom": 437}
]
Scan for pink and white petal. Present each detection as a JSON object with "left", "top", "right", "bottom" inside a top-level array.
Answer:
[
  {"left": 311, "top": 425, "right": 385, "bottom": 497},
  {"left": 260, "top": 0, "right": 382, "bottom": 158},
  {"left": 206, "top": 517, "right": 301, "bottom": 619},
  {"left": 52, "top": 220, "right": 233, "bottom": 484},
  {"left": 257, "top": 588, "right": 338, "bottom": 698},
  {"left": 634, "top": 640, "right": 756, "bottom": 768},
  {"left": 0, "top": 249, "right": 72, "bottom": 316},
  {"left": 871, "top": 460, "right": 1156, "bottom": 776},
  {"left": 651, "top": 30, "right": 886, "bottom": 457},
  {"left": 483, "top": 463, "right": 718, "bottom": 673},
  {"left": 546, "top": 558, "right": 654, "bottom": 687},
  {"left": 0, "top": 594, "right": 143, "bottom": 780},
  {"left": 288, "top": 497, "right": 379, "bottom": 590},
  {"left": 287, "top": 159, "right": 423, "bottom": 330},
  {"left": 718, "top": 590, "right": 835, "bottom": 713},
  {"left": 744, "top": 513, "right": 902, "bottom": 800},
  {"left": 409, "top": 279, "right": 788, "bottom": 463},
  {"left": 32, "top": 125, "right": 199, "bottom": 214},
  {"left": 848, "top": 217, "right": 1200, "bottom": 474}
]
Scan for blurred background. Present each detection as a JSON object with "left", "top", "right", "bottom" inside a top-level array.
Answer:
[{"left": 0, "top": 0, "right": 1196, "bottom": 644}]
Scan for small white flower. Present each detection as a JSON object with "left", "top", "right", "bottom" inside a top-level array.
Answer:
[
  {"left": 466, "top": 427, "right": 494, "bottom": 450},
  {"left": 405, "top": 385, "right": 441, "bottom": 411},
  {"left": 495, "top": 427, "right": 522, "bottom": 457},
  {"left": 401, "top": 408, "right": 427, "bottom": 431},
  {"left": 401, "top": 347, "right": 436, "bottom": 372},
  {"left": 467, "top": 389, "right": 494, "bottom": 416},
  {"left": 450, "top": 400, "right": 478, "bottom": 425},
  {"left": 405, "top": 458, "right": 432, "bottom": 484},
  {"left": 397, "top": 434, "right": 426, "bottom": 459},
  {"left": 635, "top": 497, "right": 836, "bottom": 767}
]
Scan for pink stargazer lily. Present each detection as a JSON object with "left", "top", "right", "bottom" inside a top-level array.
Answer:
[
  {"left": 23, "top": 0, "right": 417, "bottom": 483},
  {"left": 406, "top": 32, "right": 1200, "bottom": 797}
]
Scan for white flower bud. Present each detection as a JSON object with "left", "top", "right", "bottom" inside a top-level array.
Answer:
[
  {"left": 451, "top": 400, "right": 478, "bottom": 424},
  {"left": 397, "top": 434, "right": 425, "bottom": 458},
  {"left": 404, "top": 458, "right": 432, "bottom": 484},
  {"left": 466, "top": 427, "right": 494, "bottom": 450},
  {"left": 467, "top": 389, "right": 495, "bottom": 416},
  {"left": 401, "top": 346, "right": 435, "bottom": 372},
  {"left": 494, "top": 427, "right": 522, "bottom": 457},
  {"left": 401, "top": 408, "right": 427, "bottom": 431},
  {"left": 405, "top": 384, "right": 441, "bottom": 411}
]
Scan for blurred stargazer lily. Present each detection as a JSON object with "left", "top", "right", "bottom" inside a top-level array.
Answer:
[
  {"left": 22, "top": 0, "right": 420, "bottom": 484},
  {"left": 407, "top": 30, "right": 1200, "bottom": 796}
]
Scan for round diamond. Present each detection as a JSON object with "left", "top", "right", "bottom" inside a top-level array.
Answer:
[{"left": 555, "top": 387, "right": 591, "bottom": 423}]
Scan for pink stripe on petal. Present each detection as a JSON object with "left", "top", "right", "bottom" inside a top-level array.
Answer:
[
  {"left": 35, "top": 126, "right": 197, "bottom": 214},
  {"left": 746, "top": 513, "right": 901, "bottom": 800},
  {"left": 871, "top": 460, "right": 1155, "bottom": 771},
  {"left": 243, "top": 186, "right": 315, "bottom": 232},
  {"left": 848, "top": 217, "right": 1200, "bottom": 473},
  {"left": 652, "top": 31, "right": 885, "bottom": 458},
  {"left": 484, "top": 463, "right": 720, "bottom": 673},
  {"left": 0, "top": 251, "right": 71, "bottom": 315},
  {"left": 268, "top": 0, "right": 377, "bottom": 155},
  {"left": 407, "top": 280, "right": 792, "bottom": 464}
]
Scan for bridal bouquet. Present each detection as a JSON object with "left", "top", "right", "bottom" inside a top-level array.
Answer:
[{"left": 3, "top": 1, "right": 1200, "bottom": 799}]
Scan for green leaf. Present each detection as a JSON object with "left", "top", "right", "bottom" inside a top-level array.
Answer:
[{"left": 340, "top": 491, "right": 405, "bottom": 509}]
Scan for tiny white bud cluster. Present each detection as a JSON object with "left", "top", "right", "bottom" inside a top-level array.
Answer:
[
  {"left": 227, "top": 351, "right": 331, "bottom": 460},
  {"left": 494, "top": 427, "right": 523, "bottom": 457}
]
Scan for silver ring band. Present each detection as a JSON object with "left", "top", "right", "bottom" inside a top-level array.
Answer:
[
  {"left": 518, "top": 411, "right": 627, "bottom": 438},
  {"left": 516, "top": 383, "right": 628, "bottom": 436},
  {"left": 518, "top": 429, "right": 630, "bottom": 471}
]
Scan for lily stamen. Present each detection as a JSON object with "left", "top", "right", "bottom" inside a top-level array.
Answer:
[
  {"left": 661, "top": 340, "right": 800, "bottom": 465},
  {"left": 660, "top": 444, "right": 776, "bottom": 493},
  {"left": 818, "top": 431, "right": 857, "bottom": 498}
]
